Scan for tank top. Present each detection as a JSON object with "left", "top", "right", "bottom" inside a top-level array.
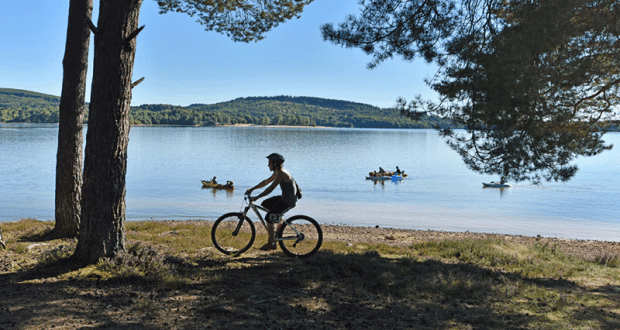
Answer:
[{"left": 280, "top": 178, "right": 298, "bottom": 206}]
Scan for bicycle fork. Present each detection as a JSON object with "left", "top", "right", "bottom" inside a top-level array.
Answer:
[{"left": 232, "top": 207, "right": 251, "bottom": 236}]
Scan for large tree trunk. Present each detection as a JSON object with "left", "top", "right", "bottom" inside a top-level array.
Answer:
[
  {"left": 73, "top": 0, "right": 143, "bottom": 264},
  {"left": 53, "top": 0, "right": 93, "bottom": 239}
]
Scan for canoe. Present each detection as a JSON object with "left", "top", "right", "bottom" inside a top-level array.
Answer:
[{"left": 482, "top": 182, "right": 511, "bottom": 188}]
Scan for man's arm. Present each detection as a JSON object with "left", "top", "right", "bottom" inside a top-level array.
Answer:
[
  {"left": 248, "top": 172, "right": 283, "bottom": 201},
  {"left": 246, "top": 172, "right": 276, "bottom": 196}
]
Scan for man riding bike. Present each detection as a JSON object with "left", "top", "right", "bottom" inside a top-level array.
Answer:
[{"left": 245, "top": 153, "right": 299, "bottom": 251}]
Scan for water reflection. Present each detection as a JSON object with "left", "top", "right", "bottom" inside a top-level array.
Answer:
[
  {"left": 481, "top": 185, "right": 511, "bottom": 196},
  {"left": 202, "top": 186, "right": 235, "bottom": 198},
  {"left": 371, "top": 179, "right": 404, "bottom": 186}
]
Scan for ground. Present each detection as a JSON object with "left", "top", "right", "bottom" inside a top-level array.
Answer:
[{"left": 1, "top": 223, "right": 619, "bottom": 329}]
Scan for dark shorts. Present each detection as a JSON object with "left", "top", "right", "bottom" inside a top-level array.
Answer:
[{"left": 261, "top": 196, "right": 294, "bottom": 223}]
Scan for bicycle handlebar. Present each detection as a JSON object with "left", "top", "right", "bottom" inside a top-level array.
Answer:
[{"left": 244, "top": 194, "right": 255, "bottom": 205}]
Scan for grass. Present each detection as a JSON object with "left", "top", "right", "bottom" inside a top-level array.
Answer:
[{"left": 1, "top": 219, "right": 620, "bottom": 329}]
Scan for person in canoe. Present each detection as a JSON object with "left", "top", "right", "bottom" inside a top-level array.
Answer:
[
  {"left": 246, "top": 153, "right": 300, "bottom": 251},
  {"left": 379, "top": 167, "right": 385, "bottom": 175},
  {"left": 396, "top": 166, "right": 402, "bottom": 175},
  {"left": 225, "top": 180, "right": 234, "bottom": 188},
  {"left": 211, "top": 176, "right": 217, "bottom": 184}
]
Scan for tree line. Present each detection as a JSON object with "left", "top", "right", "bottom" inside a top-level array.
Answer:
[
  {"left": 5, "top": 89, "right": 617, "bottom": 131},
  {"left": 1, "top": 89, "right": 457, "bottom": 129},
  {"left": 0, "top": 89, "right": 61, "bottom": 123}
]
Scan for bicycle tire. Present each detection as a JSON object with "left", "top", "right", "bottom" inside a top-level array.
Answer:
[
  {"left": 211, "top": 212, "right": 256, "bottom": 255},
  {"left": 276, "top": 215, "right": 322, "bottom": 258}
]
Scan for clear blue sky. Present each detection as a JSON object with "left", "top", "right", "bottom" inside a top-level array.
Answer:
[{"left": 1, "top": 0, "right": 438, "bottom": 108}]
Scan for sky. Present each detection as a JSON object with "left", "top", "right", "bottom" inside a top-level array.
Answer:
[{"left": 1, "top": 0, "right": 439, "bottom": 109}]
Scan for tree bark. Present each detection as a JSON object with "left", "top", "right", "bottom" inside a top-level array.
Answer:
[
  {"left": 53, "top": 0, "right": 93, "bottom": 239},
  {"left": 73, "top": 0, "right": 143, "bottom": 264}
]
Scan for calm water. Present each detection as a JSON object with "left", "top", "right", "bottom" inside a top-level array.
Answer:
[{"left": 1, "top": 123, "right": 619, "bottom": 241}]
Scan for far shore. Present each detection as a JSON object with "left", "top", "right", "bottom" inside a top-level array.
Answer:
[{"left": 219, "top": 123, "right": 337, "bottom": 129}]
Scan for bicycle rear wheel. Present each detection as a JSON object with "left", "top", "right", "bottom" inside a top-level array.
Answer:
[
  {"left": 211, "top": 212, "right": 255, "bottom": 255},
  {"left": 276, "top": 215, "right": 322, "bottom": 258}
]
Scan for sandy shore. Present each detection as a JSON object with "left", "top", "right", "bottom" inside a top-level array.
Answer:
[{"left": 319, "top": 223, "right": 620, "bottom": 260}]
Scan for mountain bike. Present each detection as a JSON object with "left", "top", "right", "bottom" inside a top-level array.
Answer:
[{"left": 211, "top": 195, "right": 322, "bottom": 258}]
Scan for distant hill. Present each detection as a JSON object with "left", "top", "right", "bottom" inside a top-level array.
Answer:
[
  {"left": 131, "top": 96, "right": 456, "bottom": 128},
  {"left": 0, "top": 88, "right": 61, "bottom": 123},
  {"left": 1, "top": 88, "right": 457, "bottom": 128}
]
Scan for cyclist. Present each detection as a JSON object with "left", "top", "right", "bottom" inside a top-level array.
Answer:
[{"left": 246, "top": 153, "right": 299, "bottom": 251}]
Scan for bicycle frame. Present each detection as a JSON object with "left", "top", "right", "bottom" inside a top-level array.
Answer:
[{"left": 239, "top": 195, "right": 303, "bottom": 243}]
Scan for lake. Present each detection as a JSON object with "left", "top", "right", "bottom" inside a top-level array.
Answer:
[{"left": 1, "top": 123, "right": 619, "bottom": 242}]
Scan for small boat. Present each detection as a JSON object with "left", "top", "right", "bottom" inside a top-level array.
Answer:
[
  {"left": 366, "top": 174, "right": 404, "bottom": 181},
  {"left": 366, "top": 176, "right": 390, "bottom": 180},
  {"left": 214, "top": 184, "right": 234, "bottom": 190},
  {"left": 201, "top": 180, "right": 235, "bottom": 190},
  {"left": 367, "top": 170, "right": 408, "bottom": 180},
  {"left": 482, "top": 181, "right": 511, "bottom": 188},
  {"left": 201, "top": 180, "right": 218, "bottom": 188}
]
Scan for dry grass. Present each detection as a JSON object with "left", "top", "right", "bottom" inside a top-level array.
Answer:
[{"left": 1, "top": 219, "right": 619, "bottom": 329}]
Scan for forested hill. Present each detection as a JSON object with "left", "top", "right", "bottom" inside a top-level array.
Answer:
[
  {"left": 132, "top": 96, "right": 455, "bottom": 128},
  {"left": 4, "top": 88, "right": 617, "bottom": 130},
  {"left": 0, "top": 88, "right": 61, "bottom": 123},
  {"left": 1, "top": 88, "right": 454, "bottom": 128}
]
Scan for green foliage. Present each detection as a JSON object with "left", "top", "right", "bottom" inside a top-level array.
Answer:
[
  {"left": 156, "top": 0, "right": 314, "bottom": 42},
  {"left": 594, "top": 254, "right": 620, "bottom": 268},
  {"left": 96, "top": 242, "right": 179, "bottom": 282},
  {"left": 130, "top": 96, "right": 456, "bottom": 128},
  {"left": 4, "top": 87, "right": 616, "bottom": 134},
  {"left": 1, "top": 88, "right": 456, "bottom": 128},
  {"left": 0, "top": 88, "right": 60, "bottom": 123},
  {"left": 321, "top": 0, "right": 457, "bottom": 69},
  {"left": 430, "top": 0, "right": 620, "bottom": 182},
  {"left": 40, "top": 244, "right": 75, "bottom": 266},
  {"left": 323, "top": 0, "right": 620, "bottom": 182}
]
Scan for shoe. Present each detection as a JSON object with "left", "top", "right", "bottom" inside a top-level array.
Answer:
[{"left": 259, "top": 243, "right": 276, "bottom": 251}]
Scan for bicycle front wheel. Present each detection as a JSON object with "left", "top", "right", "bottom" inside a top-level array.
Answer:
[
  {"left": 277, "top": 215, "right": 322, "bottom": 258},
  {"left": 211, "top": 212, "right": 256, "bottom": 255}
]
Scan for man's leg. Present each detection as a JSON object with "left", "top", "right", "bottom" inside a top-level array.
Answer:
[
  {"left": 259, "top": 222, "right": 277, "bottom": 251},
  {"left": 259, "top": 198, "right": 289, "bottom": 251}
]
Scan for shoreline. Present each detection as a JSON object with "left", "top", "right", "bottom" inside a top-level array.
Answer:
[
  {"left": 2, "top": 218, "right": 618, "bottom": 247},
  {"left": 5, "top": 218, "right": 619, "bottom": 261},
  {"left": 3, "top": 218, "right": 620, "bottom": 245},
  {"left": 317, "top": 223, "right": 620, "bottom": 261}
]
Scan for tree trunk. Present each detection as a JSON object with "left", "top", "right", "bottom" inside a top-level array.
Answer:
[
  {"left": 53, "top": 0, "right": 93, "bottom": 239},
  {"left": 73, "top": 0, "right": 143, "bottom": 264}
]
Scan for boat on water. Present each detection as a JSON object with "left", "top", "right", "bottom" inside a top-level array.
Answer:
[
  {"left": 482, "top": 181, "right": 511, "bottom": 188},
  {"left": 366, "top": 175, "right": 404, "bottom": 181},
  {"left": 201, "top": 180, "right": 234, "bottom": 190},
  {"left": 201, "top": 180, "right": 217, "bottom": 187},
  {"left": 367, "top": 168, "right": 408, "bottom": 181}
]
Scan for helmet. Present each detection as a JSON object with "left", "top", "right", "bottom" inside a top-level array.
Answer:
[{"left": 266, "top": 153, "right": 285, "bottom": 164}]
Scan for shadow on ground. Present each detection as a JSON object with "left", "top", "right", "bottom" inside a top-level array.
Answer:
[{"left": 1, "top": 247, "right": 619, "bottom": 329}]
